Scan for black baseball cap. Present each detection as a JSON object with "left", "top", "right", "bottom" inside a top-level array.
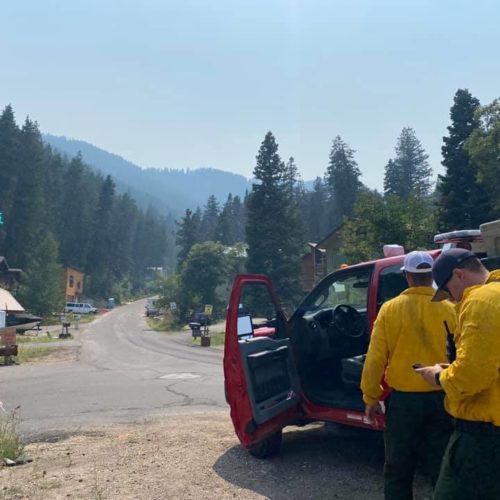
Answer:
[{"left": 432, "top": 248, "right": 475, "bottom": 301}]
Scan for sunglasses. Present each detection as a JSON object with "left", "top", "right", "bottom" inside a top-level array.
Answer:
[{"left": 441, "top": 270, "right": 458, "bottom": 297}]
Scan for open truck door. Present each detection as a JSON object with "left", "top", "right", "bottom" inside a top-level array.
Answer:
[{"left": 223, "top": 274, "right": 300, "bottom": 458}]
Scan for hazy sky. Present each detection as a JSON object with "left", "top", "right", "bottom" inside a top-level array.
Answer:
[{"left": 2, "top": 0, "right": 499, "bottom": 190}]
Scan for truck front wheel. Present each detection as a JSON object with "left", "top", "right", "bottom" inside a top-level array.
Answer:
[{"left": 248, "top": 430, "right": 282, "bottom": 459}]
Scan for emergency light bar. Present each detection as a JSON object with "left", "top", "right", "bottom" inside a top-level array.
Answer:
[{"left": 433, "top": 229, "right": 482, "bottom": 245}]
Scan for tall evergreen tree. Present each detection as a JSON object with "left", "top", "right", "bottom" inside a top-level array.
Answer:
[
  {"left": 231, "top": 195, "right": 246, "bottom": 243},
  {"left": 465, "top": 98, "right": 500, "bottom": 217},
  {"left": 176, "top": 208, "right": 201, "bottom": 266},
  {"left": 437, "top": 89, "right": 490, "bottom": 229},
  {"left": 307, "top": 177, "right": 329, "bottom": 241},
  {"left": 216, "top": 194, "right": 235, "bottom": 245},
  {"left": 200, "top": 195, "right": 220, "bottom": 242},
  {"left": 384, "top": 127, "right": 432, "bottom": 198},
  {"left": 325, "top": 136, "right": 362, "bottom": 226},
  {"left": 87, "top": 175, "right": 116, "bottom": 297},
  {"left": 57, "top": 154, "right": 97, "bottom": 269},
  {"left": 216, "top": 193, "right": 246, "bottom": 246},
  {"left": 4, "top": 118, "right": 47, "bottom": 269},
  {"left": 0, "top": 105, "right": 21, "bottom": 252},
  {"left": 246, "top": 132, "right": 304, "bottom": 306},
  {"left": 109, "top": 193, "right": 140, "bottom": 281}
]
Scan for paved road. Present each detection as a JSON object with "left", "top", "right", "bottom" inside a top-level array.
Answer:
[{"left": 0, "top": 299, "right": 226, "bottom": 435}]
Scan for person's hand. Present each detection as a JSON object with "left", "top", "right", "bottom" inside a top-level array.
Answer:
[
  {"left": 414, "top": 364, "right": 444, "bottom": 387},
  {"left": 365, "top": 402, "right": 384, "bottom": 425}
]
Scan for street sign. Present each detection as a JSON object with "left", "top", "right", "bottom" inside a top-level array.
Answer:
[
  {"left": 204, "top": 304, "right": 213, "bottom": 316},
  {"left": 170, "top": 302, "right": 177, "bottom": 310}
]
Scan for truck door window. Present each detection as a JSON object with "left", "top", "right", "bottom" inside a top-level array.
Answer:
[
  {"left": 377, "top": 265, "right": 408, "bottom": 309},
  {"left": 239, "top": 283, "right": 286, "bottom": 339}
]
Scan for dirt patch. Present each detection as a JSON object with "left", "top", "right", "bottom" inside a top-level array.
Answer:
[
  {"left": 1, "top": 411, "right": 260, "bottom": 500},
  {"left": 0, "top": 410, "right": 433, "bottom": 500},
  {"left": 23, "top": 346, "right": 79, "bottom": 365}
]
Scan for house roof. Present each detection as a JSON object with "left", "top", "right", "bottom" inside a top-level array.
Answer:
[
  {"left": 316, "top": 222, "right": 345, "bottom": 249},
  {"left": 0, "top": 287, "right": 25, "bottom": 312},
  {"left": 0, "top": 256, "right": 22, "bottom": 277}
]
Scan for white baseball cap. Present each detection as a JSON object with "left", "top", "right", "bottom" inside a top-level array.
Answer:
[{"left": 401, "top": 251, "right": 433, "bottom": 273}]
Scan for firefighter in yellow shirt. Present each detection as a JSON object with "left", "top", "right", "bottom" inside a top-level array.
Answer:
[
  {"left": 416, "top": 249, "right": 500, "bottom": 500},
  {"left": 361, "top": 251, "right": 457, "bottom": 500}
]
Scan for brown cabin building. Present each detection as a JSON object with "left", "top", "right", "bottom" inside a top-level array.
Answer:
[{"left": 300, "top": 223, "right": 346, "bottom": 293}]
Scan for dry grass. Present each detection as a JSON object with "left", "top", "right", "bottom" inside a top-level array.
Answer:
[{"left": 0, "top": 405, "right": 24, "bottom": 465}]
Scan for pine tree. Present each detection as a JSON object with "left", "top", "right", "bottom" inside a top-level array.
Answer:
[
  {"left": 176, "top": 208, "right": 201, "bottom": 266},
  {"left": 57, "top": 154, "right": 97, "bottom": 269},
  {"left": 200, "top": 195, "right": 220, "bottom": 242},
  {"left": 232, "top": 195, "right": 246, "bottom": 243},
  {"left": 465, "top": 98, "right": 500, "bottom": 217},
  {"left": 308, "top": 177, "right": 329, "bottom": 241},
  {"left": 246, "top": 132, "right": 304, "bottom": 306},
  {"left": 216, "top": 194, "right": 235, "bottom": 245},
  {"left": 109, "top": 193, "right": 140, "bottom": 281},
  {"left": 437, "top": 89, "right": 491, "bottom": 229},
  {"left": 384, "top": 127, "right": 432, "bottom": 198},
  {"left": 4, "top": 118, "right": 47, "bottom": 269},
  {"left": 325, "top": 136, "right": 362, "bottom": 226},
  {"left": 87, "top": 175, "right": 116, "bottom": 297},
  {"left": 0, "top": 105, "right": 21, "bottom": 253}
]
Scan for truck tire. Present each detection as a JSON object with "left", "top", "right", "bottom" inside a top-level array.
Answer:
[{"left": 248, "top": 430, "right": 282, "bottom": 459}]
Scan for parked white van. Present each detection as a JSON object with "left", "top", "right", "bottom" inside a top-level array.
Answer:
[{"left": 64, "top": 302, "right": 97, "bottom": 314}]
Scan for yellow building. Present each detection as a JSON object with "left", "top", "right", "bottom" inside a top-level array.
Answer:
[{"left": 64, "top": 267, "right": 85, "bottom": 302}]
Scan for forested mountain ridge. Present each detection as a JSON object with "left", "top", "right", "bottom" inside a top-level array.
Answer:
[
  {"left": 0, "top": 106, "right": 174, "bottom": 314},
  {"left": 43, "top": 134, "right": 254, "bottom": 217}
]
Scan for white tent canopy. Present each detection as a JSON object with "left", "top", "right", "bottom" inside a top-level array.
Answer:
[{"left": 0, "top": 287, "right": 25, "bottom": 312}]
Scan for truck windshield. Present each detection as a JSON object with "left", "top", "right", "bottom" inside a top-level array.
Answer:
[{"left": 299, "top": 266, "right": 373, "bottom": 313}]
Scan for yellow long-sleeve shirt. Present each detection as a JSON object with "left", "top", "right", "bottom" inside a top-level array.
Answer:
[
  {"left": 439, "top": 272, "right": 500, "bottom": 425},
  {"left": 361, "top": 287, "right": 457, "bottom": 406}
]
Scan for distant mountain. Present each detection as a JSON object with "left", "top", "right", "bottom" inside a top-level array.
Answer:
[{"left": 43, "top": 134, "right": 253, "bottom": 218}]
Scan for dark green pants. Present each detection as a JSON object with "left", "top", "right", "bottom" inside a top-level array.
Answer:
[
  {"left": 384, "top": 391, "right": 452, "bottom": 500},
  {"left": 434, "top": 426, "right": 500, "bottom": 500}
]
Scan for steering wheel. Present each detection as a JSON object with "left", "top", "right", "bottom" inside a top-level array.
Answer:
[
  {"left": 306, "top": 311, "right": 333, "bottom": 361},
  {"left": 331, "top": 304, "right": 366, "bottom": 339}
]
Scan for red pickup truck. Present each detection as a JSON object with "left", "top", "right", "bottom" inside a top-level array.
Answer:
[{"left": 223, "top": 230, "right": 500, "bottom": 459}]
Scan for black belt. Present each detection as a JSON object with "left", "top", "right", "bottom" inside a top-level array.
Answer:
[{"left": 454, "top": 418, "right": 500, "bottom": 435}]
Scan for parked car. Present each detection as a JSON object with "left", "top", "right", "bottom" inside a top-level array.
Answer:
[
  {"left": 145, "top": 298, "right": 160, "bottom": 317},
  {"left": 223, "top": 224, "right": 500, "bottom": 458},
  {"left": 64, "top": 302, "right": 97, "bottom": 314}
]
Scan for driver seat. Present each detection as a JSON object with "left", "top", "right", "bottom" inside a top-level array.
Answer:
[{"left": 340, "top": 354, "right": 366, "bottom": 391}]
